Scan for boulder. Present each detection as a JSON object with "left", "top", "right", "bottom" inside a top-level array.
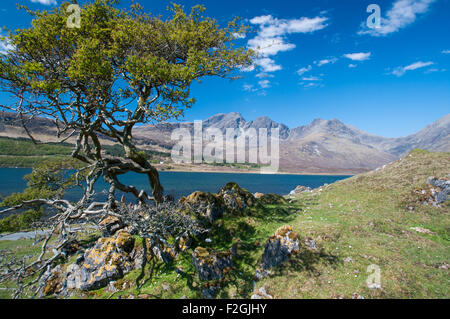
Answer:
[
  {"left": 39, "top": 265, "right": 64, "bottom": 297},
  {"left": 258, "top": 225, "right": 300, "bottom": 275},
  {"left": 427, "top": 177, "right": 449, "bottom": 203},
  {"left": 192, "top": 247, "right": 233, "bottom": 281},
  {"left": 259, "top": 193, "right": 288, "bottom": 205},
  {"left": 289, "top": 185, "right": 312, "bottom": 196},
  {"left": 254, "top": 192, "right": 264, "bottom": 199},
  {"left": 99, "top": 216, "right": 124, "bottom": 237},
  {"left": 61, "top": 239, "right": 81, "bottom": 256},
  {"left": 65, "top": 230, "right": 135, "bottom": 291},
  {"left": 179, "top": 191, "right": 226, "bottom": 223},
  {"left": 218, "top": 182, "right": 258, "bottom": 214},
  {"left": 152, "top": 245, "right": 177, "bottom": 264}
]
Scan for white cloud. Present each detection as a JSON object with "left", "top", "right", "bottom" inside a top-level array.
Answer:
[
  {"left": 258, "top": 79, "right": 271, "bottom": 88},
  {"left": 247, "top": 14, "right": 328, "bottom": 73},
  {"left": 250, "top": 15, "right": 328, "bottom": 39},
  {"left": 359, "top": 0, "right": 436, "bottom": 36},
  {"left": 302, "top": 76, "right": 321, "bottom": 81},
  {"left": 423, "top": 68, "right": 446, "bottom": 74},
  {"left": 255, "top": 72, "right": 274, "bottom": 79},
  {"left": 248, "top": 36, "right": 295, "bottom": 57},
  {"left": 392, "top": 61, "right": 434, "bottom": 76},
  {"left": 299, "top": 81, "right": 323, "bottom": 88},
  {"left": 0, "top": 36, "right": 13, "bottom": 55},
  {"left": 348, "top": 64, "right": 357, "bottom": 68},
  {"left": 30, "top": 0, "right": 57, "bottom": 5},
  {"left": 315, "top": 57, "right": 338, "bottom": 66},
  {"left": 232, "top": 32, "right": 246, "bottom": 39},
  {"left": 243, "top": 84, "right": 256, "bottom": 92},
  {"left": 343, "top": 52, "right": 371, "bottom": 61},
  {"left": 442, "top": 50, "right": 450, "bottom": 54},
  {"left": 297, "top": 65, "right": 312, "bottom": 76},
  {"left": 254, "top": 57, "right": 282, "bottom": 72}
]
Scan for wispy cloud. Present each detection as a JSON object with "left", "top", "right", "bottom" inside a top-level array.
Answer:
[
  {"left": 302, "top": 76, "right": 321, "bottom": 81},
  {"left": 258, "top": 79, "right": 271, "bottom": 88},
  {"left": 359, "top": 0, "right": 436, "bottom": 36},
  {"left": 391, "top": 61, "right": 434, "bottom": 76},
  {"left": 442, "top": 49, "right": 450, "bottom": 54},
  {"left": 297, "top": 65, "right": 312, "bottom": 76},
  {"left": 30, "top": 0, "right": 57, "bottom": 5},
  {"left": 315, "top": 57, "right": 338, "bottom": 66},
  {"left": 343, "top": 52, "right": 371, "bottom": 61},
  {"left": 248, "top": 14, "right": 328, "bottom": 73},
  {"left": 243, "top": 84, "right": 257, "bottom": 92},
  {"left": 348, "top": 64, "right": 357, "bottom": 68}
]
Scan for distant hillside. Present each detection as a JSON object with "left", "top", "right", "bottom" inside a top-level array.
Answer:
[
  {"left": 132, "top": 112, "right": 449, "bottom": 173},
  {"left": 0, "top": 110, "right": 448, "bottom": 173}
]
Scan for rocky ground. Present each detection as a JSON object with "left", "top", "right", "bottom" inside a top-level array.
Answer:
[{"left": 0, "top": 149, "right": 448, "bottom": 299}]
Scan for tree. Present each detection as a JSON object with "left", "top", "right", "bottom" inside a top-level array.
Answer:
[
  {"left": 0, "top": 0, "right": 253, "bottom": 205},
  {"left": 0, "top": 0, "right": 253, "bottom": 297}
]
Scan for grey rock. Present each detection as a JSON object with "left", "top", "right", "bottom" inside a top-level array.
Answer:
[
  {"left": 192, "top": 247, "right": 233, "bottom": 281},
  {"left": 260, "top": 226, "right": 300, "bottom": 271},
  {"left": 202, "top": 286, "right": 217, "bottom": 299},
  {"left": 427, "top": 177, "right": 450, "bottom": 203},
  {"left": 64, "top": 231, "right": 135, "bottom": 291},
  {"left": 305, "top": 238, "right": 317, "bottom": 250}
]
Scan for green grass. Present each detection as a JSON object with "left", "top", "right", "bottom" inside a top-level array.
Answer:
[{"left": 1, "top": 149, "right": 448, "bottom": 299}]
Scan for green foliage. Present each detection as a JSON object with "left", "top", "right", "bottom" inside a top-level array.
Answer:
[
  {"left": 0, "top": 0, "right": 254, "bottom": 124},
  {"left": 0, "top": 137, "right": 72, "bottom": 156},
  {"left": 0, "top": 158, "right": 82, "bottom": 232},
  {"left": 0, "top": 208, "right": 44, "bottom": 233}
]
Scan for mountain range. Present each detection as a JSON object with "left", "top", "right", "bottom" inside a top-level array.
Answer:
[{"left": 0, "top": 110, "right": 449, "bottom": 174}]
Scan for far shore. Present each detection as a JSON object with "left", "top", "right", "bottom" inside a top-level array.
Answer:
[{"left": 0, "top": 163, "right": 357, "bottom": 176}]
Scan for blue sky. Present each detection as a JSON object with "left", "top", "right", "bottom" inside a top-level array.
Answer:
[{"left": 0, "top": 0, "right": 449, "bottom": 137}]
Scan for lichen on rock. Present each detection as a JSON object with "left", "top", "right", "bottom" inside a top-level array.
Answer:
[
  {"left": 192, "top": 247, "right": 233, "bottom": 281},
  {"left": 179, "top": 191, "right": 226, "bottom": 223},
  {"left": 256, "top": 225, "right": 300, "bottom": 279},
  {"left": 64, "top": 230, "right": 135, "bottom": 291},
  {"left": 99, "top": 215, "right": 124, "bottom": 237},
  {"left": 218, "top": 182, "right": 258, "bottom": 214},
  {"left": 259, "top": 193, "right": 288, "bottom": 205}
]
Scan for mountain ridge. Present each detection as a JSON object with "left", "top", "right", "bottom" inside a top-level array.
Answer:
[{"left": 0, "top": 110, "right": 448, "bottom": 173}]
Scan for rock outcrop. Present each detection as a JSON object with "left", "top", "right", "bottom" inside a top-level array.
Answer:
[
  {"left": 427, "top": 176, "right": 449, "bottom": 203},
  {"left": 256, "top": 225, "right": 300, "bottom": 279},
  {"left": 65, "top": 230, "right": 135, "bottom": 291},
  {"left": 289, "top": 185, "right": 312, "bottom": 196},
  {"left": 99, "top": 216, "right": 124, "bottom": 237},
  {"left": 179, "top": 183, "right": 259, "bottom": 224},
  {"left": 192, "top": 247, "right": 233, "bottom": 281},
  {"left": 179, "top": 191, "right": 226, "bottom": 223},
  {"left": 411, "top": 176, "right": 450, "bottom": 206},
  {"left": 218, "top": 182, "right": 258, "bottom": 214},
  {"left": 259, "top": 193, "right": 288, "bottom": 205}
]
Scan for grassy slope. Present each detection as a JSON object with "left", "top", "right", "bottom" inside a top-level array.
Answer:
[
  {"left": 257, "top": 149, "right": 449, "bottom": 299},
  {"left": 0, "top": 149, "right": 448, "bottom": 299}
]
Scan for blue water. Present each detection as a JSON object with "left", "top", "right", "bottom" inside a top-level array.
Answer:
[{"left": 0, "top": 168, "right": 351, "bottom": 202}]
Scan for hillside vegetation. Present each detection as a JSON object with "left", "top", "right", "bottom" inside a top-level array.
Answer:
[
  {"left": 0, "top": 137, "right": 170, "bottom": 168},
  {"left": 0, "top": 149, "right": 448, "bottom": 299}
]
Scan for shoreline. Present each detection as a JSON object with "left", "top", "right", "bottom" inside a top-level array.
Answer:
[{"left": 0, "top": 165, "right": 357, "bottom": 176}]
